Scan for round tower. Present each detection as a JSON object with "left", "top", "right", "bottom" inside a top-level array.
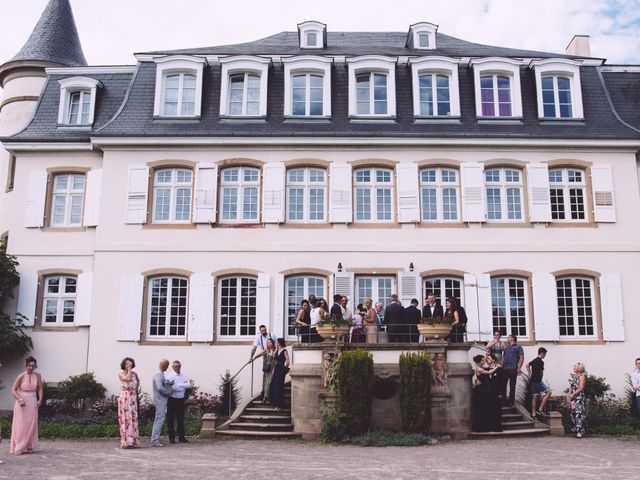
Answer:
[{"left": 0, "top": 0, "right": 87, "bottom": 137}]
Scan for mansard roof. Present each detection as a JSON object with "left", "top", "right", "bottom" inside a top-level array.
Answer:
[
  {"left": 601, "top": 70, "right": 640, "bottom": 133},
  {"left": 145, "top": 31, "right": 588, "bottom": 59},
  {"left": 1, "top": 0, "right": 87, "bottom": 76}
]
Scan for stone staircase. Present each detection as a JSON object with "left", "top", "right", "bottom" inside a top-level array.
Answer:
[
  {"left": 217, "top": 383, "right": 300, "bottom": 439},
  {"left": 469, "top": 404, "right": 550, "bottom": 438}
]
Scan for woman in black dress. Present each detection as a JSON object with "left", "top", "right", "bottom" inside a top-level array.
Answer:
[
  {"left": 472, "top": 354, "right": 502, "bottom": 432},
  {"left": 445, "top": 297, "right": 467, "bottom": 343},
  {"left": 295, "top": 299, "right": 311, "bottom": 343},
  {"left": 270, "top": 338, "right": 291, "bottom": 410}
]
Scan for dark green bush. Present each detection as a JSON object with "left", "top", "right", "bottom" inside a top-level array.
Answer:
[
  {"left": 624, "top": 373, "right": 638, "bottom": 417},
  {"left": 58, "top": 372, "right": 107, "bottom": 410},
  {"left": 399, "top": 352, "right": 432, "bottom": 433},
  {"left": 584, "top": 374, "right": 610, "bottom": 402},
  {"left": 336, "top": 349, "right": 374, "bottom": 435},
  {"left": 320, "top": 410, "right": 348, "bottom": 443},
  {"left": 218, "top": 370, "right": 240, "bottom": 417}
]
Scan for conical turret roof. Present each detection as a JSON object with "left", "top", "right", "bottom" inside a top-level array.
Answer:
[{"left": 10, "top": 0, "right": 87, "bottom": 66}]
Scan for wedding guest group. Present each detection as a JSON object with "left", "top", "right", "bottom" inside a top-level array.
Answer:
[
  {"left": 252, "top": 338, "right": 290, "bottom": 410},
  {"left": 9, "top": 356, "right": 42, "bottom": 455},
  {"left": 471, "top": 354, "right": 502, "bottom": 432}
]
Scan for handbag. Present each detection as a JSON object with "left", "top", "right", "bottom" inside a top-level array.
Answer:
[{"left": 262, "top": 362, "right": 272, "bottom": 373}]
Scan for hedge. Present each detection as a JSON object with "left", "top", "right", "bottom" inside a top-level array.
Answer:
[
  {"left": 336, "top": 349, "right": 374, "bottom": 435},
  {"left": 399, "top": 352, "right": 432, "bottom": 433}
]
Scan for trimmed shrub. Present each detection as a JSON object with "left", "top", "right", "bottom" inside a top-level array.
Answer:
[
  {"left": 320, "top": 410, "right": 348, "bottom": 443},
  {"left": 584, "top": 374, "right": 610, "bottom": 403},
  {"left": 58, "top": 373, "right": 106, "bottom": 411},
  {"left": 218, "top": 370, "right": 240, "bottom": 417},
  {"left": 336, "top": 349, "right": 374, "bottom": 435},
  {"left": 399, "top": 352, "right": 432, "bottom": 433}
]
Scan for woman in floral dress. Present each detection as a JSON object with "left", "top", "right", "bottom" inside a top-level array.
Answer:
[
  {"left": 568, "top": 362, "right": 587, "bottom": 438},
  {"left": 118, "top": 357, "right": 140, "bottom": 448}
]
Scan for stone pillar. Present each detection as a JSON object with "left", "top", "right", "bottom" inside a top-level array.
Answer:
[
  {"left": 289, "top": 351, "right": 324, "bottom": 439},
  {"left": 442, "top": 345, "right": 473, "bottom": 439},
  {"left": 199, "top": 413, "right": 218, "bottom": 439},
  {"left": 546, "top": 411, "right": 565, "bottom": 436}
]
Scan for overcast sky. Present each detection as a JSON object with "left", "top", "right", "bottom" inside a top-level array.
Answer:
[{"left": 1, "top": 0, "right": 639, "bottom": 68}]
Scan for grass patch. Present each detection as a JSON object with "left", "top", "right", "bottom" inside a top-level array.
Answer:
[{"left": 349, "top": 431, "right": 439, "bottom": 447}]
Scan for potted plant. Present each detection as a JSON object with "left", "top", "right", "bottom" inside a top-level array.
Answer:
[
  {"left": 417, "top": 315, "right": 451, "bottom": 340},
  {"left": 315, "top": 314, "right": 352, "bottom": 341}
]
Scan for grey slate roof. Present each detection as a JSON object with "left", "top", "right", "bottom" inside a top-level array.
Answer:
[
  {"left": 146, "top": 31, "right": 590, "bottom": 60},
  {"left": 601, "top": 71, "right": 640, "bottom": 132},
  {"left": 6, "top": 0, "right": 87, "bottom": 67}
]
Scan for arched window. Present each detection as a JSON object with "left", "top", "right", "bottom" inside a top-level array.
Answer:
[
  {"left": 147, "top": 275, "right": 189, "bottom": 339},
  {"left": 42, "top": 275, "right": 77, "bottom": 325},
  {"left": 162, "top": 73, "right": 196, "bottom": 116},
  {"left": 218, "top": 276, "right": 257, "bottom": 338},
  {"left": 420, "top": 167, "right": 460, "bottom": 222},
  {"left": 491, "top": 276, "right": 529, "bottom": 338},
  {"left": 424, "top": 276, "right": 463, "bottom": 306},
  {"left": 219, "top": 166, "right": 260, "bottom": 223},
  {"left": 50, "top": 173, "right": 85, "bottom": 226},
  {"left": 556, "top": 276, "right": 595, "bottom": 338},
  {"left": 152, "top": 168, "right": 193, "bottom": 223},
  {"left": 485, "top": 167, "right": 523, "bottom": 222},
  {"left": 286, "top": 275, "right": 326, "bottom": 336},
  {"left": 286, "top": 167, "right": 327, "bottom": 222},
  {"left": 549, "top": 167, "right": 586, "bottom": 221},
  {"left": 354, "top": 167, "right": 394, "bottom": 222}
]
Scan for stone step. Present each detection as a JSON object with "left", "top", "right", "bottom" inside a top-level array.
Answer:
[
  {"left": 229, "top": 422, "right": 294, "bottom": 431},
  {"left": 501, "top": 406, "right": 518, "bottom": 414},
  {"left": 501, "top": 413, "right": 525, "bottom": 421},
  {"left": 249, "top": 401, "right": 291, "bottom": 408},
  {"left": 502, "top": 420, "right": 536, "bottom": 430},
  {"left": 238, "top": 415, "right": 293, "bottom": 423},
  {"left": 244, "top": 407, "right": 291, "bottom": 415},
  {"left": 469, "top": 428, "right": 550, "bottom": 438},
  {"left": 216, "top": 430, "right": 300, "bottom": 440}
]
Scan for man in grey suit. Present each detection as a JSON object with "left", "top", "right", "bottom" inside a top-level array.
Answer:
[{"left": 151, "top": 358, "right": 173, "bottom": 447}]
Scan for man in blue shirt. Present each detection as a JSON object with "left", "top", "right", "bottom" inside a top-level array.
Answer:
[{"left": 501, "top": 335, "right": 524, "bottom": 406}]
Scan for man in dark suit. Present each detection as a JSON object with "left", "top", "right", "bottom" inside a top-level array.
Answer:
[
  {"left": 330, "top": 294, "right": 343, "bottom": 319},
  {"left": 404, "top": 298, "right": 421, "bottom": 342},
  {"left": 384, "top": 294, "right": 405, "bottom": 342},
  {"left": 422, "top": 292, "right": 444, "bottom": 320}
]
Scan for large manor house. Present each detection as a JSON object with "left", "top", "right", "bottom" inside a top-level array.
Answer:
[{"left": 1, "top": 0, "right": 639, "bottom": 408}]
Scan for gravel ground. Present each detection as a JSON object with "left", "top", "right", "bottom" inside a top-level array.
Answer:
[{"left": 1, "top": 436, "right": 639, "bottom": 480}]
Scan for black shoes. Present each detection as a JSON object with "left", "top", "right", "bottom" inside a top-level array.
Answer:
[{"left": 178, "top": 438, "right": 189, "bottom": 443}]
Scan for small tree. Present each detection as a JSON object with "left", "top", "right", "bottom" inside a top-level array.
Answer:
[
  {"left": 399, "top": 352, "right": 432, "bottom": 433},
  {"left": 218, "top": 370, "right": 240, "bottom": 417},
  {"left": 336, "top": 349, "right": 374, "bottom": 435},
  {"left": 58, "top": 372, "right": 107, "bottom": 412}
]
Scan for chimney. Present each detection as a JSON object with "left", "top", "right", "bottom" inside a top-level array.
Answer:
[{"left": 565, "top": 35, "right": 591, "bottom": 57}]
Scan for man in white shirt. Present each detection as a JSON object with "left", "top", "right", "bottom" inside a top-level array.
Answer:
[
  {"left": 632, "top": 358, "right": 640, "bottom": 415},
  {"left": 167, "top": 360, "right": 191, "bottom": 444},
  {"left": 340, "top": 296, "right": 353, "bottom": 321},
  {"left": 250, "top": 325, "right": 278, "bottom": 361}
]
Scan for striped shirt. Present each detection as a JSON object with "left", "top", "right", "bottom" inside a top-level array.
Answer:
[{"left": 502, "top": 344, "right": 524, "bottom": 370}]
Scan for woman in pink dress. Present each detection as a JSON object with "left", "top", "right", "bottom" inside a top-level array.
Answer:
[
  {"left": 10, "top": 356, "right": 42, "bottom": 455},
  {"left": 118, "top": 357, "right": 140, "bottom": 448}
]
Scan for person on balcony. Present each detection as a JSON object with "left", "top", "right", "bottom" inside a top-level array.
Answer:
[
  {"left": 404, "top": 298, "right": 421, "bottom": 343},
  {"left": 384, "top": 294, "right": 405, "bottom": 342},
  {"left": 363, "top": 297, "right": 378, "bottom": 343},
  {"left": 422, "top": 292, "right": 444, "bottom": 320},
  {"left": 444, "top": 297, "right": 467, "bottom": 343},
  {"left": 295, "top": 299, "right": 311, "bottom": 343},
  {"left": 330, "top": 294, "right": 344, "bottom": 319},
  {"left": 340, "top": 296, "right": 353, "bottom": 322}
]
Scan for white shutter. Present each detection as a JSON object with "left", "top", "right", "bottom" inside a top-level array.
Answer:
[
  {"left": 532, "top": 273, "right": 559, "bottom": 341},
  {"left": 262, "top": 163, "right": 285, "bottom": 223},
  {"left": 396, "top": 163, "right": 420, "bottom": 223},
  {"left": 398, "top": 272, "right": 421, "bottom": 307},
  {"left": 83, "top": 169, "right": 102, "bottom": 227},
  {"left": 117, "top": 273, "right": 144, "bottom": 341},
  {"left": 329, "top": 163, "right": 353, "bottom": 223},
  {"left": 75, "top": 272, "right": 94, "bottom": 326},
  {"left": 463, "top": 273, "right": 479, "bottom": 340},
  {"left": 460, "top": 162, "right": 485, "bottom": 223},
  {"left": 476, "top": 273, "right": 493, "bottom": 341},
  {"left": 256, "top": 273, "right": 271, "bottom": 330},
  {"left": 194, "top": 163, "right": 218, "bottom": 223},
  {"left": 600, "top": 273, "right": 625, "bottom": 341},
  {"left": 125, "top": 166, "right": 150, "bottom": 224},
  {"left": 273, "top": 274, "right": 285, "bottom": 338},
  {"left": 591, "top": 165, "right": 615, "bottom": 222},
  {"left": 526, "top": 163, "right": 552, "bottom": 222},
  {"left": 333, "top": 272, "right": 354, "bottom": 302},
  {"left": 24, "top": 171, "right": 48, "bottom": 228},
  {"left": 16, "top": 272, "right": 38, "bottom": 326},
  {"left": 187, "top": 273, "right": 214, "bottom": 342}
]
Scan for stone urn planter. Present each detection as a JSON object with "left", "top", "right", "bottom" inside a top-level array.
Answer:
[
  {"left": 417, "top": 323, "right": 450, "bottom": 340},
  {"left": 315, "top": 324, "right": 350, "bottom": 341}
]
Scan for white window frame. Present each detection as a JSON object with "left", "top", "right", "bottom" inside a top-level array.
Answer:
[
  {"left": 57, "top": 77, "right": 101, "bottom": 126},
  {"left": 219, "top": 166, "right": 260, "bottom": 223},
  {"left": 353, "top": 167, "right": 394, "bottom": 223},
  {"left": 424, "top": 276, "right": 464, "bottom": 307},
  {"left": 490, "top": 276, "right": 530, "bottom": 339},
  {"left": 470, "top": 58, "right": 523, "bottom": 118},
  {"left": 152, "top": 167, "right": 194, "bottom": 224},
  {"left": 42, "top": 275, "right": 77, "bottom": 326},
  {"left": 549, "top": 167, "right": 587, "bottom": 222},
  {"left": 286, "top": 275, "right": 326, "bottom": 337},
  {"left": 355, "top": 276, "right": 395, "bottom": 313},
  {"left": 50, "top": 173, "right": 86, "bottom": 227},
  {"left": 146, "top": 275, "right": 189, "bottom": 340},
  {"left": 409, "top": 57, "right": 460, "bottom": 117},
  {"left": 298, "top": 21, "right": 326, "bottom": 49},
  {"left": 286, "top": 167, "right": 327, "bottom": 223},
  {"left": 347, "top": 56, "right": 396, "bottom": 118},
  {"left": 219, "top": 56, "right": 270, "bottom": 117},
  {"left": 283, "top": 56, "right": 332, "bottom": 117},
  {"left": 419, "top": 167, "right": 460, "bottom": 222},
  {"left": 153, "top": 56, "right": 206, "bottom": 117},
  {"left": 556, "top": 276, "right": 596, "bottom": 339},
  {"left": 217, "top": 275, "right": 258, "bottom": 339},
  {"left": 530, "top": 59, "right": 583, "bottom": 119},
  {"left": 484, "top": 167, "right": 524, "bottom": 223},
  {"left": 406, "top": 22, "right": 438, "bottom": 50}
]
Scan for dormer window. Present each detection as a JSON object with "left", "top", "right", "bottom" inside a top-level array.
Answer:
[
  {"left": 470, "top": 58, "right": 523, "bottom": 118},
  {"left": 283, "top": 56, "right": 332, "bottom": 117},
  {"left": 409, "top": 57, "right": 461, "bottom": 117},
  {"left": 298, "top": 21, "right": 327, "bottom": 49},
  {"left": 406, "top": 22, "right": 438, "bottom": 50},
  {"left": 529, "top": 59, "right": 584, "bottom": 119},
  {"left": 219, "top": 56, "right": 270, "bottom": 117},
  {"left": 57, "top": 77, "right": 101, "bottom": 127},
  {"left": 347, "top": 56, "right": 396, "bottom": 118},
  {"left": 153, "top": 56, "right": 206, "bottom": 118}
]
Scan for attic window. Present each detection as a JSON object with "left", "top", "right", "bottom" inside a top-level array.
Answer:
[
  {"left": 407, "top": 22, "right": 438, "bottom": 50},
  {"left": 153, "top": 56, "right": 207, "bottom": 118},
  {"left": 418, "top": 33, "right": 430, "bottom": 48},
  {"left": 298, "top": 21, "right": 326, "bottom": 49},
  {"left": 307, "top": 32, "right": 318, "bottom": 47},
  {"left": 57, "top": 76, "right": 101, "bottom": 127}
]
